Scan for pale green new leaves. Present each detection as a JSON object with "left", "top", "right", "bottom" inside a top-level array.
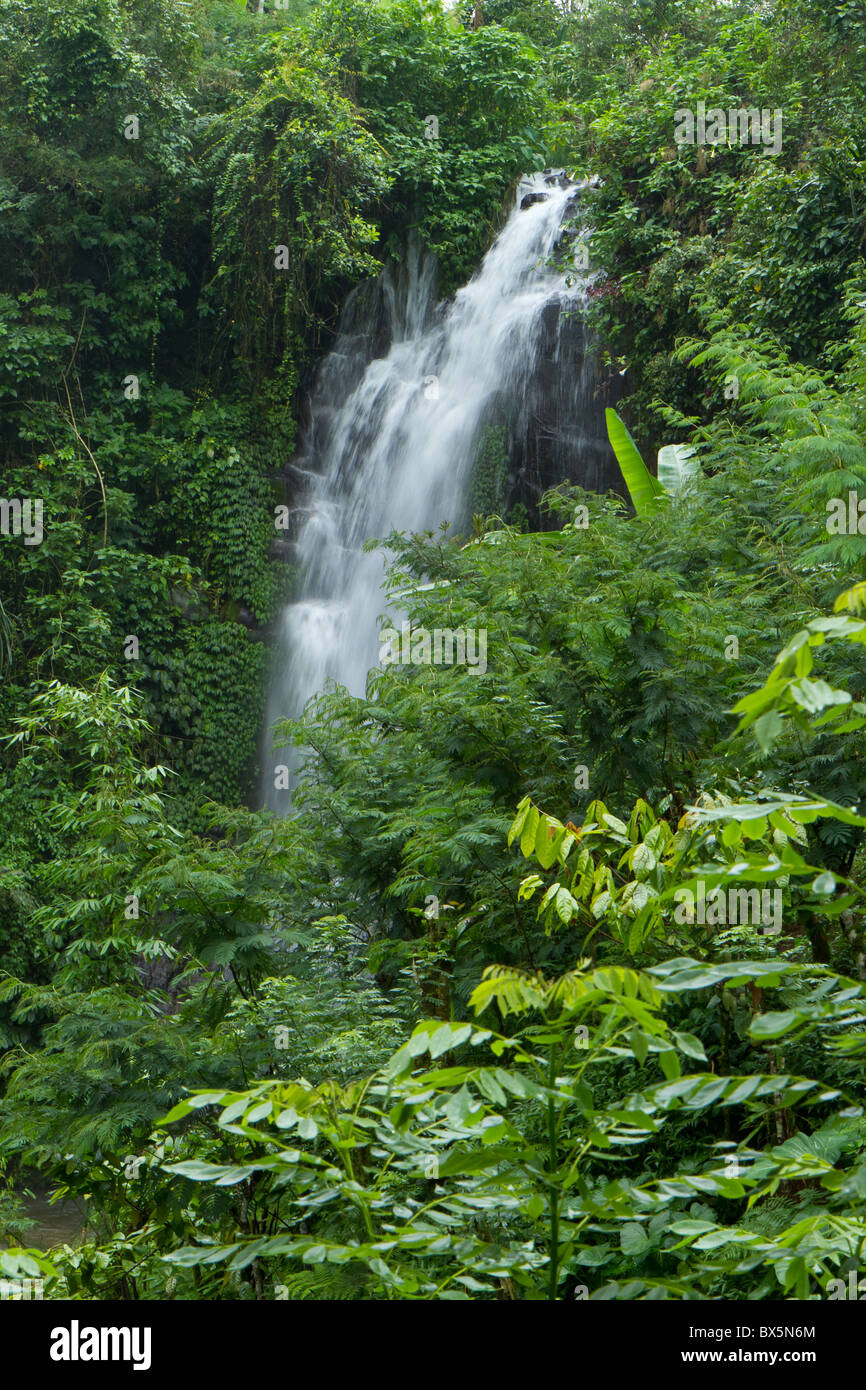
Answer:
[{"left": 605, "top": 409, "right": 700, "bottom": 514}]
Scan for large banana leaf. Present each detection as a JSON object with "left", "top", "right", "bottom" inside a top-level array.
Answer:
[
  {"left": 657, "top": 443, "right": 699, "bottom": 494},
  {"left": 605, "top": 408, "right": 664, "bottom": 515}
]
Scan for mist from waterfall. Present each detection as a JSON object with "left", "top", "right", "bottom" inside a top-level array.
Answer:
[{"left": 263, "top": 172, "right": 591, "bottom": 810}]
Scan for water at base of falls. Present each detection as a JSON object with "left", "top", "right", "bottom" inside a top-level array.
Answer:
[{"left": 263, "top": 171, "right": 593, "bottom": 811}]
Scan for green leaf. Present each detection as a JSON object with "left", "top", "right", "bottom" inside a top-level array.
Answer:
[
  {"left": 656, "top": 444, "right": 699, "bottom": 494},
  {"left": 629, "top": 1027, "right": 649, "bottom": 1065},
  {"left": 659, "top": 1049, "right": 682, "bottom": 1080},
  {"left": 673, "top": 1030, "right": 707, "bottom": 1062},
  {"left": 753, "top": 711, "right": 785, "bottom": 752},
  {"left": 605, "top": 408, "right": 664, "bottom": 515},
  {"left": 620, "top": 1223, "right": 651, "bottom": 1256},
  {"left": 520, "top": 805, "right": 540, "bottom": 857},
  {"left": 554, "top": 886, "right": 577, "bottom": 925}
]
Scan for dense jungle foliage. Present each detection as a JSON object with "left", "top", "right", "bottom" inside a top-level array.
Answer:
[{"left": 3, "top": 0, "right": 866, "bottom": 1304}]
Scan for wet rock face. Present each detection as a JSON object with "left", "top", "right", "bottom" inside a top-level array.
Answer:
[
  {"left": 497, "top": 296, "right": 629, "bottom": 510},
  {"left": 520, "top": 191, "right": 550, "bottom": 210}
]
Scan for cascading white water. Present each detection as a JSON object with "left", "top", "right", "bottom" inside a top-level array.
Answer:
[{"left": 264, "top": 172, "right": 589, "bottom": 809}]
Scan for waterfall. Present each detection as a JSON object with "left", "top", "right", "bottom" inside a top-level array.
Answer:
[{"left": 264, "top": 171, "right": 603, "bottom": 810}]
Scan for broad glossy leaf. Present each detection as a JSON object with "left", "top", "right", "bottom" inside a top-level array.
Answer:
[{"left": 605, "top": 408, "right": 664, "bottom": 515}]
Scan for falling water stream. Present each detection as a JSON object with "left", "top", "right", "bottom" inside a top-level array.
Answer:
[{"left": 263, "top": 172, "right": 596, "bottom": 808}]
